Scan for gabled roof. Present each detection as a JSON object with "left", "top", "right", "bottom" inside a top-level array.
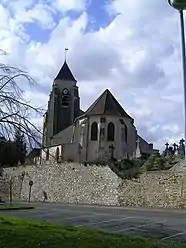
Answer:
[
  {"left": 55, "top": 61, "right": 76, "bottom": 81},
  {"left": 82, "top": 89, "right": 133, "bottom": 120}
]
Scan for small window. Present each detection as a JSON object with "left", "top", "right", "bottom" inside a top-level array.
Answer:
[
  {"left": 121, "top": 127, "right": 125, "bottom": 141},
  {"left": 91, "top": 122, "right": 98, "bottom": 141},
  {"left": 46, "top": 148, "right": 49, "bottom": 160},
  {"left": 45, "top": 112, "right": 48, "bottom": 122},
  {"left": 124, "top": 124, "right": 128, "bottom": 143},
  {"left": 55, "top": 147, "right": 59, "bottom": 162},
  {"left": 107, "top": 122, "right": 115, "bottom": 141}
]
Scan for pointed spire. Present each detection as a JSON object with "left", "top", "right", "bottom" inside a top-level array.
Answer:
[
  {"left": 55, "top": 61, "right": 76, "bottom": 81},
  {"left": 54, "top": 48, "right": 76, "bottom": 81}
]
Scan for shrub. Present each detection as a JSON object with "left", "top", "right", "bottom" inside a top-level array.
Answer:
[
  {"left": 109, "top": 158, "right": 143, "bottom": 180},
  {"left": 145, "top": 154, "right": 178, "bottom": 171}
]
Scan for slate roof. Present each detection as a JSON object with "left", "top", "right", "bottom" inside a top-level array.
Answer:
[
  {"left": 79, "top": 109, "right": 85, "bottom": 115},
  {"left": 55, "top": 61, "right": 76, "bottom": 81},
  {"left": 82, "top": 89, "right": 133, "bottom": 120}
]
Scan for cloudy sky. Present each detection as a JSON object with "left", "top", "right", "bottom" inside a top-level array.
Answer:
[{"left": 0, "top": 0, "right": 185, "bottom": 151}]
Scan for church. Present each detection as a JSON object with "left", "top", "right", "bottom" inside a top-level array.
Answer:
[{"left": 41, "top": 60, "right": 158, "bottom": 163}]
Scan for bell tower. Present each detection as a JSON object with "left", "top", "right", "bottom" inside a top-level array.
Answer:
[{"left": 43, "top": 60, "right": 80, "bottom": 147}]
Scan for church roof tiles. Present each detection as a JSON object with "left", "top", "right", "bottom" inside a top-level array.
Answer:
[
  {"left": 83, "top": 89, "right": 133, "bottom": 120},
  {"left": 55, "top": 61, "right": 76, "bottom": 81}
]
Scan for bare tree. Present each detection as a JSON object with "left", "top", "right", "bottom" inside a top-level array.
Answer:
[{"left": 0, "top": 50, "right": 44, "bottom": 149}]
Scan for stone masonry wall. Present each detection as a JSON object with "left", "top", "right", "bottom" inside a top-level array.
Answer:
[
  {"left": 0, "top": 163, "right": 119, "bottom": 206},
  {"left": 1, "top": 163, "right": 186, "bottom": 209},
  {"left": 118, "top": 170, "right": 186, "bottom": 209}
]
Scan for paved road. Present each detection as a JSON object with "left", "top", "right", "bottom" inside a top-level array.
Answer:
[{"left": 1, "top": 202, "right": 186, "bottom": 243}]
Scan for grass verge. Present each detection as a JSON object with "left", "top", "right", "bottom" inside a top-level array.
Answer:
[
  {"left": 0, "top": 205, "right": 34, "bottom": 211},
  {"left": 0, "top": 214, "right": 186, "bottom": 248}
]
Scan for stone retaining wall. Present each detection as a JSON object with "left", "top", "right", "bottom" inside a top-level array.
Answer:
[
  {"left": 1, "top": 163, "right": 186, "bottom": 209},
  {"left": 0, "top": 163, "right": 119, "bottom": 206},
  {"left": 118, "top": 170, "right": 186, "bottom": 209}
]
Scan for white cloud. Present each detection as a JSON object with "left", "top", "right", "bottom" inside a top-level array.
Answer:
[
  {"left": 0, "top": 0, "right": 185, "bottom": 151},
  {"left": 14, "top": 3, "right": 56, "bottom": 29},
  {"left": 51, "top": 0, "right": 86, "bottom": 13},
  {"left": 1, "top": 0, "right": 35, "bottom": 12}
]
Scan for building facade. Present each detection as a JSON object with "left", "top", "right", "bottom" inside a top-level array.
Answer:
[{"left": 41, "top": 61, "right": 157, "bottom": 162}]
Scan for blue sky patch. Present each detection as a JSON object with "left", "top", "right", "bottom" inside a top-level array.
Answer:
[
  {"left": 23, "top": 22, "right": 51, "bottom": 43},
  {"left": 86, "top": 0, "right": 116, "bottom": 31}
]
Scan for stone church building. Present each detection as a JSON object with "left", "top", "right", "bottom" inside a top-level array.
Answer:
[{"left": 41, "top": 61, "right": 157, "bottom": 162}]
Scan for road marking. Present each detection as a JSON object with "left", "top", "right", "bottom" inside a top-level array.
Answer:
[
  {"left": 161, "top": 231, "right": 186, "bottom": 241},
  {"left": 114, "top": 220, "right": 167, "bottom": 233},
  {"left": 76, "top": 217, "right": 133, "bottom": 227}
]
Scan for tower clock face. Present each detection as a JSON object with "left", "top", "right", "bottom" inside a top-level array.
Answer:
[{"left": 62, "top": 88, "right": 69, "bottom": 95}]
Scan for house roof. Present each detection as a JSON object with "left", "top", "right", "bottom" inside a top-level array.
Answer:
[
  {"left": 82, "top": 89, "right": 133, "bottom": 120},
  {"left": 55, "top": 61, "right": 76, "bottom": 81}
]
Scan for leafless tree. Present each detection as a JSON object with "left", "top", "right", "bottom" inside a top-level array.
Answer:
[{"left": 0, "top": 50, "right": 44, "bottom": 148}]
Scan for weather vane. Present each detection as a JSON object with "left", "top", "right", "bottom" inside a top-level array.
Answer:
[{"left": 65, "top": 48, "right": 68, "bottom": 61}]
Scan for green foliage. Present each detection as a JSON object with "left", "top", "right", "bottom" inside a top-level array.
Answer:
[
  {"left": 145, "top": 154, "right": 179, "bottom": 171},
  {"left": 14, "top": 130, "right": 27, "bottom": 165},
  {"left": 0, "top": 138, "right": 17, "bottom": 167},
  {"left": 0, "top": 214, "right": 185, "bottom": 248},
  {"left": 0, "top": 130, "right": 27, "bottom": 168},
  {"left": 109, "top": 158, "right": 144, "bottom": 180}
]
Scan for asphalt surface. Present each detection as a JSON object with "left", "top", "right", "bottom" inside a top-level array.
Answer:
[{"left": 1, "top": 202, "right": 186, "bottom": 243}]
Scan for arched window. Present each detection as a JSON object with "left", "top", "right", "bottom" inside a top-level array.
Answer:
[
  {"left": 124, "top": 124, "right": 128, "bottom": 143},
  {"left": 91, "top": 122, "right": 98, "bottom": 141},
  {"left": 107, "top": 122, "right": 115, "bottom": 141}
]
